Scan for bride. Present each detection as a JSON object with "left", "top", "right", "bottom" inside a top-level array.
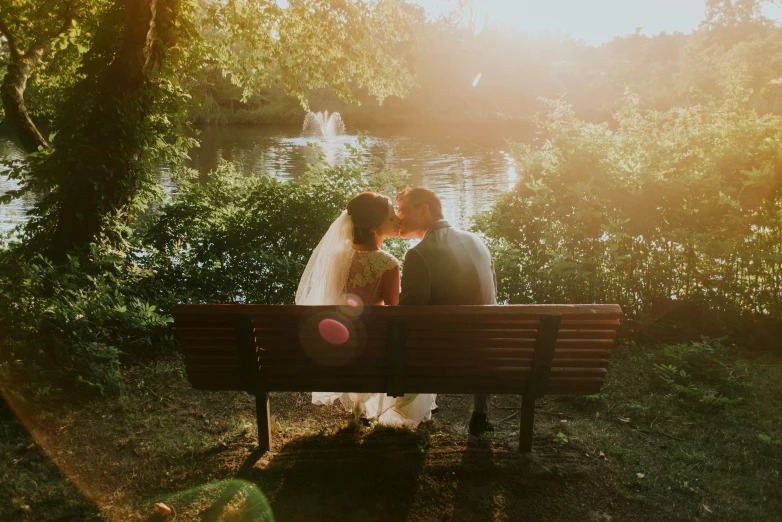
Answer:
[{"left": 296, "top": 192, "right": 435, "bottom": 428}]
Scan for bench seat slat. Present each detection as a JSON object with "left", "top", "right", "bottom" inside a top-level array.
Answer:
[
  {"left": 403, "top": 339, "right": 614, "bottom": 351},
  {"left": 179, "top": 338, "right": 239, "bottom": 349},
  {"left": 405, "top": 321, "right": 619, "bottom": 332},
  {"left": 174, "top": 320, "right": 234, "bottom": 329},
  {"left": 181, "top": 346, "right": 240, "bottom": 355},
  {"left": 405, "top": 357, "right": 609, "bottom": 368},
  {"left": 408, "top": 329, "right": 539, "bottom": 340},
  {"left": 260, "top": 346, "right": 387, "bottom": 358},
  {"left": 260, "top": 356, "right": 388, "bottom": 367},
  {"left": 181, "top": 349, "right": 613, "bottom": 363},
  {"left": 183, "top": 355, "right": 241, "bottom": 365},
  {"left": 551, "top": 358, "right": 610, "bottom": 368},
  {"left": 264, "top": 377, "right": 387, "bottom": 390},
  {"left": 407, "top": 357, "right": 531, "bottom": 367},
  {"left": 404, "top": 329, "right": 617, "bottom": 340},
  {"left": 405, "top": 347, "right": 610, "bottom": 359},
  {"left": 181, "top": 345, "right": 614, "bottom": 359},
  {"left": 261, "top": 367, "right": 387, "bottom": 377},
  {"left": 174, "top": 303, "right": 621, "bottom": 315},
  {"left": 404, "top": 367, "right": 606, "bottom": 379},
  {"left": 255, "top": 356, "right": 611, "bottom": 369},
  {"left": 176, "top": 328, "right": 236, "bottom": 336},
  {"left": 406, "top": 339, "right": 536, "bottom": 349},
  {"left": 558, "top": 330, "right": 618, "bottom": 339}
]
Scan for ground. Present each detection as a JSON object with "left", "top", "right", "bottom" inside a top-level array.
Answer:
[{"left": 1, "top": 340, "right": 781, "bottom": 521}]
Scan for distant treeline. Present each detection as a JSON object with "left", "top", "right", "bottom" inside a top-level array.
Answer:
[{"left": 189, "top": 5, "right": 782, "bottom": 129}]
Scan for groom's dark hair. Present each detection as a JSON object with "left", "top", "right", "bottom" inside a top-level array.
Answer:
[{"left": 397, "top": 187, "right": 444, "bottom": 220}]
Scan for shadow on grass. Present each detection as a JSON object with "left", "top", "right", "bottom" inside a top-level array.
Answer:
[
  {"left": 231, "top": 422, "right": 620, "bottom": 522},
  {"left": 244, "top": 423, "right": 428, "bottom": 522},
  {"left": 137, "top": 423, "right": 429, "bottom": 521},
  {"left": 451, "top": 437, "right": 496, "bottom": 522},
  {"left": 0, "top": 414, "right": 101, "bottom": 521}
]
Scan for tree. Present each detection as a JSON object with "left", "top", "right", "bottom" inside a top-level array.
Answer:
[
  {"left": 702, "top": 0, "right": 772, "bottom": 31},
  {"left": 677, "top": 0, "right": 782, "bottom": 105},
  {"left": 202, "top": 0, "right": 416, "bottom": 107},
  {"left": 16, "top": 0, "right": 416, "bottom": 257},
  {"left": 0, "top": 0, "right": 88, "bottom": 152}
]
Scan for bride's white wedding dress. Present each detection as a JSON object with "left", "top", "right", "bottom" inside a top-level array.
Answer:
[{"left": 296, "top": 211, "right": 435, "bottom": 428}]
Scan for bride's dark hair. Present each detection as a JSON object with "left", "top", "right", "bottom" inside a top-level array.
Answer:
[{"left": 346, "top": 192, "right": 390, "bottom": 244}]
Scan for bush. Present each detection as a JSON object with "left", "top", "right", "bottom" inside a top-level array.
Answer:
[
  {"left": 138, "top": 143, "right": 409, "bottom": 309},
  {"left": 647, "top": 337, "right": 750, "bottom": 407},
  {"left": 475, "top": 89, "right": 782, "bottom": 319},
  {"left": 0, "top": 243, "right": 174, "bottom": 396}
]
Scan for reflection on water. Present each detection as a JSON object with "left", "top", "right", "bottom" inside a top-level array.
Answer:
[
  {"left": 0, "top": 132, "right": 29, "bottom": 236},
  {"left": 1, "top": 125, "right": 523, "bottom": 234}
]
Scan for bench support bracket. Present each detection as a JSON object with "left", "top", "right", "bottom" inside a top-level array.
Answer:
[
  {"left": 520, "top": 314, "right": 561, "bottom": 454},
  {"left": 234, "top": 315, "right": 271, "bottom": 454},
  {"left": 387, "top": 316, "right": 407, "bottom": 398}
]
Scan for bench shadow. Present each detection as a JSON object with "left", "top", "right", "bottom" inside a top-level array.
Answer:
[
  {"left": 138, "top": 428, "right": 638, "bottom": 521},
  {"left": 244, "top": 424, "right": 428, "bottom": 522},
  {"left": 450, "top": 437, "right": 498, "bottom": 522}
]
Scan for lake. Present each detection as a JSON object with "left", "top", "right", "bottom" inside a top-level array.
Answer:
[{"left": 0, "top": 123, "right": 528, "bottom": 235}]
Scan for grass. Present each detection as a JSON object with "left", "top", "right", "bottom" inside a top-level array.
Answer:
[
  {"left": 551, "top": 338, "right": 782, "bottom": 521},
  {"left": 0, "top": 416, "right": 101, "bottom": 520},
  {"left": 1, "top": 339, "right": 780, "bottom": 521}
]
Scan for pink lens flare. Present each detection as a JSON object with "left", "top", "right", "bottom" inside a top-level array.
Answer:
[
  {"left": 341, "top": 293, "right": 365, "bottom": 317},
  {"left": 318, "top": 318, "right": 350, "bottom": 345}
]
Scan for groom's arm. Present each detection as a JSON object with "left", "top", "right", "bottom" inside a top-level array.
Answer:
[{"left": 399, "top": 249, "right": 431, "bottom": 305}]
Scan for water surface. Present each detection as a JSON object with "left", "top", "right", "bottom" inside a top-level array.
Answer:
[{"left": 0, "top": 124, "right": 525, "bottom": 234}]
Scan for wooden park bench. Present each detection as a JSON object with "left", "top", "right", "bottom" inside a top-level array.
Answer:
[{"left": 173, "top": 304, "right": 622, "bottom": 455}]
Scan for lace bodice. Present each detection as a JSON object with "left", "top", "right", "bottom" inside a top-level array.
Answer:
[{"left": 344, "top": 250, "right": 399, "bottom": 305}]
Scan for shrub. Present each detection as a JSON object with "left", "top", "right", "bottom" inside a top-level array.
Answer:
[
  {"left": 475, "top": 89, "right": 782, "bottom": 319},
  {"left": 138, "top": 143, "right": 409, "bottom": 309},
  {"left": 647, "top": 337, "right": 750, "bottom": 407},
  {"left": 0, "top": 243, "right": 174, "bottom": 396}
]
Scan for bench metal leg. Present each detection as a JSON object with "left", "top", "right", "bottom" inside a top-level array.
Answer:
[
  {"left": 519, "top": 394, "right": 535, "bottom": 454},
  {"left": 520, "top": 314, "right": 561, "bottom": 454},
  {"left": 256, "top": 392, "right": 271, "bottom": 453}
]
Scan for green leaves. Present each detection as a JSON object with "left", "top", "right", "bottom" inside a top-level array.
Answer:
[
  {"left": 198, "top": 0, "right": 416, "bottom": 109},
  {"left": 137, "top": 152, "right": 408, "bottom": 308},
  {"left": 476, "top": 93, "right": 782, "bottom": 318},
  {"left": 0, "top": 241, "right": 176, "bottom": 395}
]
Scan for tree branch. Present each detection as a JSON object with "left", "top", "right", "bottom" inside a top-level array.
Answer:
[
  {"left": 26, "top": 1, "right": 80, "bottom": 58},
  {"left": 0, "top": 14, "right": 22, "bottom": 58}
]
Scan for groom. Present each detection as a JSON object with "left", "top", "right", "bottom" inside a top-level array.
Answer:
[{"left": 396, "top": 187, "right": 497, "bottom": 436}]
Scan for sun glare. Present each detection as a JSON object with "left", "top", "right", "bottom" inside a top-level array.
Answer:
[{"left": 413, "top": 0, "right": 772, "bottom": 45}]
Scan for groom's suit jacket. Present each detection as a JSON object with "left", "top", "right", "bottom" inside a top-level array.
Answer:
[{"left": 400, "top": 220, "right": 497, "bottom": 306}]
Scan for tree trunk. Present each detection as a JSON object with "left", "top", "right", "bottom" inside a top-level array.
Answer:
[
  {"left": 0, "top": 7, "right": 77, "bottom": 153},
  {"left": 0, "top": 52, "right": 48, "bottom": 152},
  {"left": 48, "top": 0, "right": 181, "bottom": 257}
]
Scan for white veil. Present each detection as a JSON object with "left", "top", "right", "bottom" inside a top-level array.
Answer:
[{"left": 295, "top": 210, "right": 354, "bottom": 305}]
